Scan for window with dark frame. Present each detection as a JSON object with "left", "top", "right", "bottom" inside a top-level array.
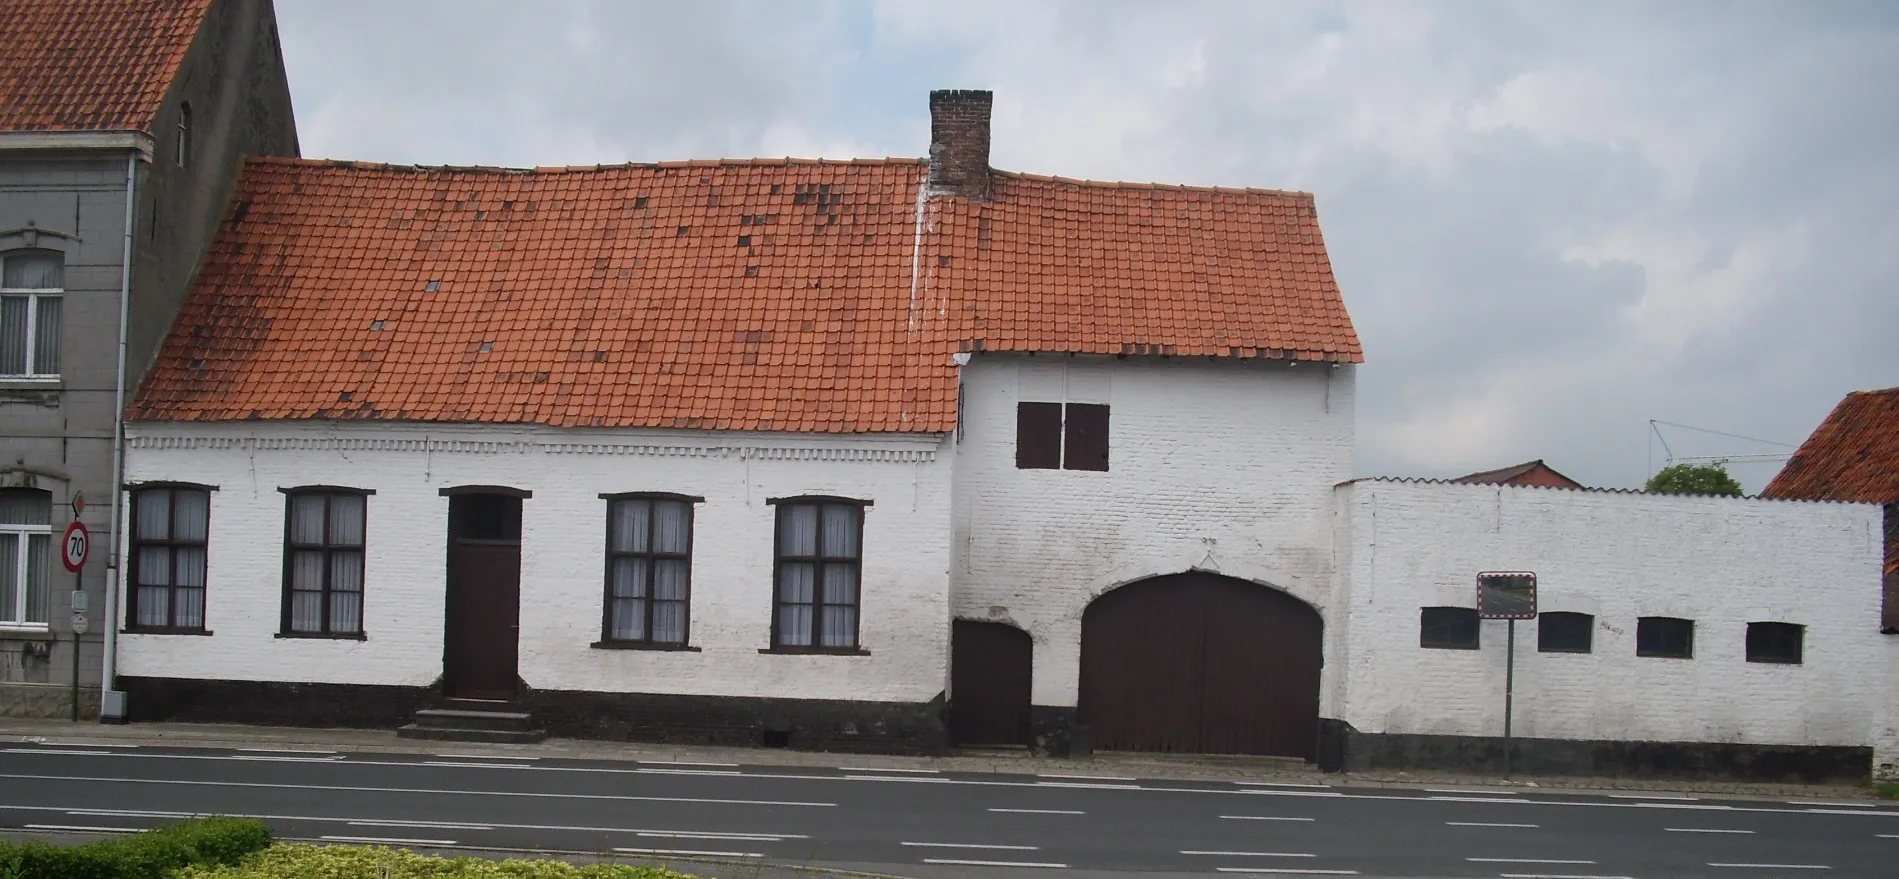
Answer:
[
  {"left": 1537, "top": 611, "right": 1594, "bottom": 653},
  {"left": 176, "top": 102, "right": 191, "bottom": 168},
  {"left": 1745, "top": 621, "right": 1803, "bottom": 664},
  {"left": 772, "top": 499, "right": 865, "bottom": 651},
  {"left": 282, "top": 489, "right": 367, "bottom": 637},
  {"left": 1015, "top": 401, "right": 1109, "bottom": 471},
  {"left": 1636, "top": 616, "right": 1694, "bottom": 658},
  {"left": 1, "top": 250, "right": 63, "bottom": 378},
  {"left": 602, "top": 495, "right": 694, "bottom": 646},
  {"left": 128, "top": 487, "right": 210, "bottom": 631},
  {"left": 1420, "top": 606, "right": 1480, "bottom": 649}
]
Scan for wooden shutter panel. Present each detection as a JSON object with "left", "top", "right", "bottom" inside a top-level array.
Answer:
[
  {"left": 1063, "top": 403, "right": 1110, "bottom": 471},
  {"left": 1015, "top": 402, "right": 1062, "bottom": 469}
]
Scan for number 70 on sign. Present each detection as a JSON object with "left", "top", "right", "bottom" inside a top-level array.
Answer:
[{"left": 61, "top": 520, "right": 90, "bottom": 573}]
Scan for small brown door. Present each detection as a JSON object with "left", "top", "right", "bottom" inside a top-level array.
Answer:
[
  {"left": 443, "top": 493, "right": 523, "bottom": 700},
  {"left": 1079, "top": 572, "right": 1322, "bottom": 758},
  {"left": 950, "top": 620, "right": 1033, "bottom": 746}
]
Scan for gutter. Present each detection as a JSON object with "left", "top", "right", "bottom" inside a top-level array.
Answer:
[
  {"left": 0, "top": 130, "right": 154, "bottom": 162},
  {"left": 100, "top": 149, "right": 138, "bottom": 723}
]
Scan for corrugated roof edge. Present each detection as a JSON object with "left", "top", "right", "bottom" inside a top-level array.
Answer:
[
  {"left": 243, "top": 156, "right": 1317, "bottom": 197},
  {"left": 1333, "top": 475, "right": 1878, "bottom": 505}
]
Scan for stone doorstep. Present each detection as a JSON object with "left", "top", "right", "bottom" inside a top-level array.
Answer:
[{"left": 0, "top": 717, "right": 1879, "bottom": 802}]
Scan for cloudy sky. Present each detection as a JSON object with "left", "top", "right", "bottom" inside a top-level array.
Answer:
[{"left": 275, "top": 0, "right": 1898, "bottom": 491}]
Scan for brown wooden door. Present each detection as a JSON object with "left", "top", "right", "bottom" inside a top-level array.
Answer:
[
  {"left": 443, "top": 494, "right": 523, "bottom": 700},
  {"left": 1079, "top": 572, "right": 1322, "bottom": 758},
  {"left": 950, "top": 620, "right": 1033, "bottom": 746}
]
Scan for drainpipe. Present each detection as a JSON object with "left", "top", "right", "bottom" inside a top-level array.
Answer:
[{"left": 100, "top": 149, "right": 137, "bottom": 723}]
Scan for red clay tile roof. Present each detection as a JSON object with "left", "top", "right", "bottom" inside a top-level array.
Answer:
[
  {"left": 130, "top": 157, "right": 1362, "bottom": 432},
  {"left": 1763, "top": 387, "right": 1899, "bottom": 504},
  {"left": 0, "top": 0, "right": 211, "bottom": 133},
  {"left": 1452, "top": 459, "right": 1584, "bottom": 489}
]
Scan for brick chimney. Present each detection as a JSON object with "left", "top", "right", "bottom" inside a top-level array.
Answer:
[{"left": 928, "top": 89, "right": 992, "bottom": 200}]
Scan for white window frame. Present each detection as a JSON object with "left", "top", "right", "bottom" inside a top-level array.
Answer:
[
  {"left": 1, "top": 252, "right": 63, "bottom": 379},
  {"left": 0, "top": 516, "right": 51, "bottom": 631}
]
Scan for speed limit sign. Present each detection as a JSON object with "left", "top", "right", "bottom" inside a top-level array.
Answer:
[{"left": 61, "top": 520, "right": 89, "bottom": 573}]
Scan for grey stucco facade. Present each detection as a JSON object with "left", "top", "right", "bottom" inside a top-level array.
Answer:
[{"left": 1, "top": 0, "right": 298, "bottom": 716}]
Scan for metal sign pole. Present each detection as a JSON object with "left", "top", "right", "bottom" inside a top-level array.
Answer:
[
  {"left": 1503, "top": 619, "right": 1515, "bottom": 779},
  {"left": 71, "top": 564, "right": 82, "bottom": 723}
]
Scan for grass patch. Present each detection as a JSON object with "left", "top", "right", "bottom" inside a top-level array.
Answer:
[
  {"left": 1874, "top": 781, "right": 1899, "bottom": 800},
  {"left": 0, "top": 816, "right": 272, "bottom": 879},
  {"left": 176, "top": 844, "right": 698, "bottom": 879}
]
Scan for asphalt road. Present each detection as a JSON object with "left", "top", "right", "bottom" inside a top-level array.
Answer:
[{"left": 1, "top": 741, "right": 1895, "bottom": 878}]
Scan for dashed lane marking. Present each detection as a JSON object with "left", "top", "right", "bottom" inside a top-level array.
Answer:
[
  {"left": 1221, "top": 815, "right": 1317, "bottom": 822},
  {"left": 636, "top": 760, "right": 738, "bottom": 768},
  {"left": 320, "top": 835, "right": 457, "bottom": 846},
  {"left": 2, "top": 749, "right": 114, "bottom": 756},
  {"left": 434, "top": 754, "right": 539, "bottom": 761},
  {"left": 1667, "top": 828, "right": 1753, "bottom": 834},
  {"left": 615, "top": 848, "right": 765, "bottom": 858},
  {"left": 1468, "top": 858, "right": 1595, "bottom": 864},
  {"left": 1427, "top": 788, "right": 1520, "bottom": 795},
  {"left": 1212, "top": 869, "right": 1358, "bottom": 875},
  {"left": 1182, "top": 850, "right": 1315, "bottom": 857},
  {"left": 902, "top": 842, "right": 1040, "bottom": 851},
  {"left": 0, "top": 773, "right": 834, "bottom": 808},
  {"left": 1448, "top": 822, "right": 1539, "bottom": 828},
  {"left": 988, "top": 808, "right": 1083, "bottom": 815},
  {"left": 921, "top": 858, "right": 1067, "bottom": 869},
  {"left": 1234, "top": 781, "right": 1331, "bottom": 789},
  {"left": 1037, "top": 773, "right": 1136, "bottom": 781},
  {"left": 347, "top": 821, "right": 493, "bottom": 831},
  {"left": 839, "top": 766, "right": 939, "bottom": 774},
  {"left": 1607, "top": 793, "right": 1698, "bottom": 801},
  {"left": 23, "top": 824, "right": 136, "bottom": 833},
  {"left": 1496, "top": 874, "right": 1634, "bottom": 879},
  {"left": 420, "top": 761, "right": 534, "bottom": 770},
  {"left": 1707, "top": 864, "right": 1829, "bottom": 870}
]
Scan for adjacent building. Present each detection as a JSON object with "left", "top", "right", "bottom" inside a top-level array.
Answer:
[{"left": 0, "top": 0, "right": 298, "bottom": 718}]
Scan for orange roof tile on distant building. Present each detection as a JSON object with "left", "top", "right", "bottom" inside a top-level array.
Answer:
[
  {"left": 130, "top": 91, "right": 1363, "bottom": 434},
  {"left": 0, "top": 0, "right": 214, "bottom": 133},
  {"left": 1452, "top": 459, "right": 1584, "bottom": 489},
  {"left": 1764, "top": 387, "right": 1899, "bottom": 505}
]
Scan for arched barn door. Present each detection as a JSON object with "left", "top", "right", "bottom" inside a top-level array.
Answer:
[
  {"left": 950, "top": 620, "right": 1034, "bottom": 746},
  {"left": 1079, "top": 572, "right": 1322, "bottom": 758}
]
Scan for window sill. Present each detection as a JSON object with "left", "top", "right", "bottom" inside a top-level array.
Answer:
[
  {"left": 275, "top": 631, "right": 367, "bottom": 641},
  {"left": 758, "top": 646, "right": 870, "bottom": 656},
  {"left": 1745, "top": 657, "right": 1802, "bottom": 665},
  {"left": 591, "top": 641, "right": 700, "bottom": 652},
  {"left": 1636, "top": 652, "right": 1693, "bottom": 659},
  {"left": 122, "top": 628, "right": 213, "bottom": 636},
  {"left": 0, "top": 624, "right": 52, "bottom": 634},
  {"left": 1536, "top": 647, "right": 1593, "bottom": 655},
  {"left": 1419, "top": 643, "right": 1479, "bottom": 651},
  {"left": 0, "top": 377, "right": 60, "bottom": 390}
]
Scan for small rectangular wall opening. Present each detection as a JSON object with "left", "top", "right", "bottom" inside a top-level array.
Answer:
[{"left": 761, "top": 728, "right": 792, "bottom": 748}]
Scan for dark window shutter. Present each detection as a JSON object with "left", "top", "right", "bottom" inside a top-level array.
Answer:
[
  {"left": 1062, "top": 403, "right": 1110, "bottom": 471},
  {"left": 1419, "top": 606, "right": 1480, "bottom": 649},
  {"left": 1015, "top": 402, "right": 1062, "bottom": 469}
]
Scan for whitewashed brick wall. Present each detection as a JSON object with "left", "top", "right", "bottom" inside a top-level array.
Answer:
[
  {"left": 950, "top": 354, "right": 1355, "bottom": 708},
  {"left": 1333, "top": 480, "right": 1887, "bottom": 748},
  {"left": 118, "top": 422, "right": 953, "bottom": 704},
  {"left": 1879, "top": 642, "right": 1899, "bottom": 780}
]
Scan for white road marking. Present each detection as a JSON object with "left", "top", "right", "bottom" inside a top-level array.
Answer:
[
  {"left": 320, "top": 835, "right": 458, "bottom": 846},
  {"left": 637, "top": 832, "right": 786, "bottom": 842},
  {"left": 7, "top": 804, "right": 810, "bottom": 842},
  {"left": 845, "top": 774, "right": 951, "bottom": 783},
  {"left": 1234, "top": 781, "right": 1330, "bottom": 789},
  {"left": 1182, "top": 850, "right": 1315, "bottom": 857},
  {"left": 988, "top": 808, "right": 1084, "bottom": 815},
  {"left": 348, "top": 820, "right": 494, "bottom": 831},
  {"left": 1497, "top": 874, "right": 1633, "bottom": 879},
  {"left": 1608, "top": 793, "right": 1698, "bottom": 801},
  {"left": 0, "top": 773, "right": 835, "bottom": 808},
  {"left": 420, "top": 761, "right": 533, "bottom": 770},
  {"left": 1428, "top": 788, "right": 1519, "bottom": 795},
  {"left": 637, "top": 760, "right": 739, "bottom": 768},
  {"left": 1034, "top": 782, "right": 1140, "bottom": 790},
  {"left": 636, "top": 768, "right": 744, "bottom": 777},
  {"left": 68, "top": 809, "right": 192, "bottom": 818},
  {"left": 1241, "top": 789, "right": 1348, "bottom": 798},
  {"left": 1038, "top": 773, "right": 1136, "bottom": 781},
  {"left": 921, "top": 858, "right": 1067, "bottom": 869},
  {"left": 24, "top": 824, "right": 136, "bottom": 833},
  {"left": 1213, "top": 869, "right": 1357, "bottom": 875},
  {"left": 614, "top": 847, "right": 763, "bottom": 858},
  {"left": 840, "top": 766, "right": 939, "bottom": 774},
  {"left": 3, "top": 749, "right": 114, "bottom": 756},
  {"left": 635, "top": 829, "right": 807, "bottom": 839},
  {"left": 1221, "top": 815, "right": 1317, "bottom": 822},
  {"left": 1469, "top": 858, "right": 1596, "bottom": 864},
  {"left": 37, "top": 741, "right": 139, "bottom": 748},
  {"left": 1707, "top": 864, "right": 1829, "bottom": 870},
  {"left": 1668, "top": 828, "right": 1754, "bottom": 834},
  {"left": 1787, "top": 799, "right": 1874, "bottom": 807},
  {"left": 432, "top": 753, "right": 539, "bottom": 761},
  {"left": 225, "top": 755, "right": 346, "bottom": 763},
  {"left": 1430, "top": 796, "right": 1531, "bottom": 804},
  {"left": 902, "top": 842, "right": 1041, "bottom": 850},
  {"left": 1448, "top": 822, "right": 1539, "bottom": 828},
  {"left": 236, "top": 747, "right": 338, "bottom": 755},
  {"left": 1878, "top": 834, "right": 1899, "bottom": 838}
]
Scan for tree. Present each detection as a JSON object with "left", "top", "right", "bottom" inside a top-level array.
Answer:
[{"left": 1645, "top": 463, "right": 1745, "bottom": 497}]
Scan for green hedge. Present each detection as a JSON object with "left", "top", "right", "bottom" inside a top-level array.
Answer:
[
  {"left": 0, "top": 816, "right": 272, "bottom": 879},
  {"left": 177, "top": 844, "right": 695, "bottom": 878}
]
